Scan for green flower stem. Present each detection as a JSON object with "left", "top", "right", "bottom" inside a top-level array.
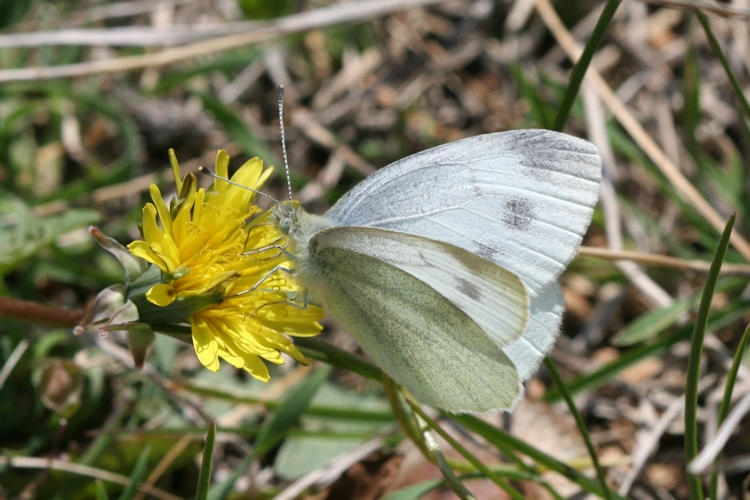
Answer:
[{"left": 0, "top": 296, "right": 84, "bottom": 328}]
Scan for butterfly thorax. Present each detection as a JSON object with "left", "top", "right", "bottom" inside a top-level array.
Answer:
[{"left": 271, "top": 201, "right": 334, "bottom": 262}]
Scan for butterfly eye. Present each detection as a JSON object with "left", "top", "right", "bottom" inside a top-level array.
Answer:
[{"left": 278, "top": 217, "right": 292, "bottom": 234}]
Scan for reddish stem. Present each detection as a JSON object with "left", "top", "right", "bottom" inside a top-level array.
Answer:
[{"left": 0, "top": 296, "right": 84, "bottom": 328}]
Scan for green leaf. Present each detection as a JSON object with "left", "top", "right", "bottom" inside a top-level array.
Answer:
[
  {"left": 511, "top": 64, "right": 554, "bottom": 129},
  {"left": 380, "top": 479, "right": 446, "bottom": 500},
  {"left": 545, "top": 300, "right": 750, "bottom": 403},
  {"left": 254, "top": 366, "right": 332, "bottom": 457},
  {"left": 614, "top": 277, "right": 742, "bottom": 346},
  {"left": 153, "top": 49, "right": 260, "bottom": 92},
  {"left": 432, "top": 450, "right": 475, "bottom": 500},
  {"left": 613, "top": 295, "right": 697, "bottom": 346},
  {"left": 709, "top": 324, "right": 750, "bottom": 499},
  {"left": 695, "top": 12, "right": 750, "bottom": 125},
  {"left": 408, "top": 402, "right": 526, "bottom": 500},
  {"left": 238, "top": 0, "right": 299, "bottom": 19},
  {"left": 274, "top": 382, "right": 390, "bottom": 480},
  {"left": 0, "top": 0, "right": 32, "bottom": 28},
  {"left": 682, "top": 43, "right": 701, "bottom": 156}
]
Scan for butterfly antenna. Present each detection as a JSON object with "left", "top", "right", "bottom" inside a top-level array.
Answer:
[
  {"left": 198, "top": 166, "right": 279, "bottom": 204},
  {"left": 278, "top": 86, "right": 293, "bottom": 204}
]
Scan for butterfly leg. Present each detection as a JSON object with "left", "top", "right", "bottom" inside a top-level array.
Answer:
[
  {"left": 227, "top": 264, "right": 295, "bottom": 299},
  {"left": 227, "top": 259, "right": 313, "bottom": 310},
  {"left": 242, "top": 244, "right": 290, "bottom": 258},
  {"left": 275, "top": 288, "right": 310, "bottom": 310},
  {"left": 242, "top": 239, "right": 298, "bottom": 262}
]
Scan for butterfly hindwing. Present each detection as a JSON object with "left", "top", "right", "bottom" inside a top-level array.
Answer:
[
  {"left": 304, "top": 227, "right": 525, "bottom": 412},
  {"left": 309, "top": 226, "right": 528, "bottom": 348}
]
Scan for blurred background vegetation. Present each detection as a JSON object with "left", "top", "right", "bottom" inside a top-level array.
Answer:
[{"left": 2, "top": 0, "right": 750, "bottom": 498}]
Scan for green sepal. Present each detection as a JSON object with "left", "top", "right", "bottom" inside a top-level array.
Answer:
[{"left": 129, "top": 289, "right": 223, "bottom": 325}]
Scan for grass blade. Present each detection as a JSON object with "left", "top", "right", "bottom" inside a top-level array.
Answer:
[
  {"left": 613, "top": 295, "right": 696, "bottom": 346},
  {"left": 451, "top": 414, "right": 627, "bottom": 500},
  {"left": 685, "top": 214, "right": 735, "bottom": 500},
  {"left": 116, "top": 446, "right": 151, "bottom": 500},
  {"left": 381, "top": 478, "right": 449, "bottom": 500},
  {"left": 552, "top": 0, "right": 622, "bottom": 131},
  {"left": 695, "top": 12, "right": 750, "bottom": 124},
  {"left": 409, "top": 402, "right": 526, "bottom": 500},
  {"left": 195, "top": 420, "right": 216, "bottom": 500},
  {"left": 708, "top": 324, "right": 750, "bottom": 499},
  {"left": 207, "top": 366, "right": 330, "bottom": 500},
  {"left": 95, "top": 480, "right": 110, "bottom": 500},
  {"left": 545, "top": 299, "right": 750, "bottom": 403},
  {"left": 544, "top": 358, "right": 612, "bottom": 500}
]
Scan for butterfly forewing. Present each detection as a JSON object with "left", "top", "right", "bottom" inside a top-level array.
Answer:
[{"left": 325, "top": 129, "right": 601, "bottom": 293}]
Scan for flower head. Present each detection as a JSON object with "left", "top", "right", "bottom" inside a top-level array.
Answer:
[{"left": 127, "top": 150, "right": 323, "bottom": 381}]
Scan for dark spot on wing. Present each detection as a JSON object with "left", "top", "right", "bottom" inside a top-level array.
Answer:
[
  {"left": 475, "top": 243, "right": 498, "bottom": 261},
  {"left": 456, "top": 277, "right": 481, "bottom": 301},
  {"left": 503, "top": 198, "right": 533, "bottom": 230}
]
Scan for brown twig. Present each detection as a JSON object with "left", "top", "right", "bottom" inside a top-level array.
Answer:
[
  {"left": 638, "top": 0, "right": 750, "bottom": 19},
  {"left": 0, "top": 456, "right": 181, "bottom": 500},
  {"left": 579, "top": 246, "right": 750, "bottom": 277}
]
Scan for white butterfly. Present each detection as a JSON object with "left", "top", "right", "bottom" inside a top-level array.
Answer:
[{"left": 272, "top": 129, "right": 601, "bottom": 413}]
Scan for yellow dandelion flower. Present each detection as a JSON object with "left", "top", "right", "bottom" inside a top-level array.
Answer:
[{"left": 128, "top": 150, "right": 323, "bottom": 381}]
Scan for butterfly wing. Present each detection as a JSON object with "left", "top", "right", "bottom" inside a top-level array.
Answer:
[
  {"left": 305, "top": 226, "right": 528, "bottom": 412},
  {"left": 327, "top": 129, "right": 600, "bottom": 289},
  {"left": 325, "top": 129, "right": 601, "bottom": 379}
]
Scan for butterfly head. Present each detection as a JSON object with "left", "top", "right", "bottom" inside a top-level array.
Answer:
[
  {"left": 271, "top": 201, "right": 302, "bottom": 236},
  {"left": 271, "top": 201, "right": 334, "bottom": 259}
]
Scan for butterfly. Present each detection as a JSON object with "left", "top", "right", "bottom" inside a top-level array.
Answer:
[{"left": 272, "top": 129, "right": 601, "bottom": 412}]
